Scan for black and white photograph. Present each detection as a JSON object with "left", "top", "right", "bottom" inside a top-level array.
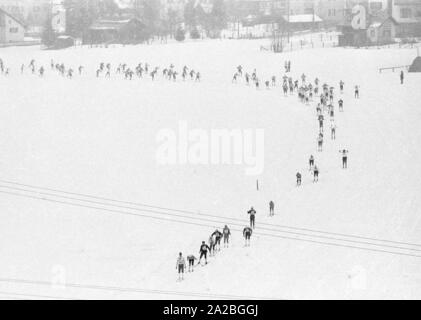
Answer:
[{"left": 0, "top": 0, "right": 420, "bottom": 302}]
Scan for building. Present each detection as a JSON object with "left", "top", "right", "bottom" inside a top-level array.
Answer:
[
  {"left": 367, "top": 16, "right": 398, "bottom": 43},
  {"left": 315, "top": 0, "right": 347, "bottom": 25},
  {"left": 389, "top": 0, "right": 421, "bottom": 36},
  {"left": 88, "top": 17, "right": 146, "bottom": 44},
  {"left": 284, "top": 13, "right": 323, "bottom": 30},
  {"left": 0, "top": 8, "right": 25, "bottom": 43},
  {"left": 228, "top": 0, "right": 314, "bottom": 19},
  {"left": 289, "top": 0, "right": 315, "bottom": 15},
  {"left": 0, "top": 0, "right": 26, "bottom": 22}
]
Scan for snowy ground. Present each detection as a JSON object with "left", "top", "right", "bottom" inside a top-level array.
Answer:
[{"left": 0, "top": 39, "right": 420, "bottom": 299}]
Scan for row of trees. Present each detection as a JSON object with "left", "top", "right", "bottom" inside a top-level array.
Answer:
[{"left": 57, "top": 0, "right": 229, "bottom": 42}]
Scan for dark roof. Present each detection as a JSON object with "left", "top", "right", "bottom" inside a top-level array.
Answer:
[{"left": 0, "top": 8, "right": 26, "bottom": 27}]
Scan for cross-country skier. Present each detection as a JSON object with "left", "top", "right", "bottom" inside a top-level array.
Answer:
[
  {"left": 269, "top": 200, "right": 274, "bottom": 216},
  {"left": 237, "top": 65, "right": 243, "bottom": 75},
  {"left": 296, "top": 172, "right": 302, "bottom": 186},
  {"left": 309, "top": 155, "right": 314, "bottom": 170},
  {"left": 331, "top": 123, "right": 337, "bottom": 140},
  {"left": 354, "top": 85, "right": 359, "bottom": 98},
  {"left": 208, "top": 235, "right": 215, "bottom": 256},
  {"left": 243, "top": 226, "right": 253, "bottom": 246},
  {"left": 338, "top": 99, "right": 344, "bottom": 112},
  {"left": 223, "top": 225, "right": 231, "bottom": 247},
  {"left": 175, "top": 252, "right": 186, "bottom": 280},
  {"left": 339, "top": 149, "right": 348, "bottom": 169},
  {"left": 313, "top": 166, "right": 319, "bottom": 182},
  {"left": 248, "top": 207, "right": 256, "bottom": 229},
  {"left": 199, "top": 241, "right": 210, "bottom": 265},
  {"left": 187, "top": 255, "right": 197, "bottom": 272},
  {"left": 329, "top": 107, "right": 335, "bottom": 122},
  {"left": 339, "top": 80, "right": 344, "bottom": 93},
  {"left": 212, "top": 229, "right": 223, "bottom": 252},
  {"left": 232, "top": 73, "right": 238, "bottom": 83},
  {"left": 318, "top": 114, "right": 324, "bottom": 133},
  {"left": 400, "top": 71, "right": 404, "bottom": 84},
  {"left": 317, "top": 134, "right": 323, "bottom": 152}
]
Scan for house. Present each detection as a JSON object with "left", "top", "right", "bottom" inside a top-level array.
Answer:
[
  {"left": 315, "top": 0, "right": 347, "bottom": 25},
  {"left": 223, "top": 13, "right": 284, "bottom": 39},
  {"left": 88, "top": 18, "right": 146, "bottom": 44},
  {"left": 388, "top": 0, "right": 421, "bottom": 36},
  {"left": 0, "top": 8, "right": 25, "bottom": 43},
  {"left": 283, "top": 14, "right": 323, "bottom": 31},
  {"left": 367, "top": 16, "right": 398, "bottom": 44}
]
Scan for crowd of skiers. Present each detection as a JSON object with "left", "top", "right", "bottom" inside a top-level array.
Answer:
[
  {"left": 295, "top": 75, "right": 352, "bottom": 185},
  {"left": 230, "top": 62, "right": 353, "bottom": 186}
]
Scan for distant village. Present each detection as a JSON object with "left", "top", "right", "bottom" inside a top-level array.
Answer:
[{"left": 0, "top": 0, "right": 420, "bottom": 48}]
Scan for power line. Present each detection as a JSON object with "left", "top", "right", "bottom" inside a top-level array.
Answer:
[
  {"left": 1, "top": 178, "right": 420, "bottom": 248},
  {"left": 0, "top": 188, "right": 420, "bottom": 258},
  {"left": 0, "top": 278, "right": 279, "bottom": 300},
  {"left": 0, "top": 290, "right": 74, "bottom": 300},
  {"left": 1, "top": 183, "right": 420, "bottom": 253}
]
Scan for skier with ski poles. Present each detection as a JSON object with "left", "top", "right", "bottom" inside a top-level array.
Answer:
[
  {"left": 309, "top": 155, "right": 315, "bottom": 171},
  {"left": 208, "top": 235, "right": 215, "bottom": 256},
  {"left": 313, "top": 165, "right": 319, "bottom": 182},
  {"left": 338, "top": 99, "right": 344, "bottom": 112},
  {"left": 247, "top": 207, "right": 256, "bottom": 229},
  {"left": 296, "top": 172, "right": 302, "bottom": 186},
  {"left": 175, "top": 252, "right": 186, "bottom": 281},
  {"left": 186, "top": 255, "right": 197, "bottom": 272},
  {"left": 339, "top": 149, "right": 349, "bottom": 169},
  {"left": 198, "top": 241, "right": 211, "bottom": 265},
  {"left": 331, "top": 123, "right": 337, "bottom": 140},
  {"left": 223, "top": 225, "right": 231, "bottom": 247},
  {"left": 317, "top": 134, "right": 323, "bottom": 152},
  {"left": 211, "top": 229, "right": 223, "bottom": 252},
  {"left": 269, "top": 201, "right": 274, "bottom": 216},
  {"left": 243, "top": 226, "right": 253, "bottom": 246}
]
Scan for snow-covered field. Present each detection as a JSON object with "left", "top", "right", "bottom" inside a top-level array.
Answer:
[{"left": 0, "top": 39, "right": 420, "bottom": 299}]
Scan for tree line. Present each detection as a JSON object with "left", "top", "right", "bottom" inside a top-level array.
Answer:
[{"left": 41, "top": 0, "right": 230, "bottom": 44}]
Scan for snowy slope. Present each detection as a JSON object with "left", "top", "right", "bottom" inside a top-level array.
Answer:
[{"left": 0, "top": 39, "right": 420, "bottom": 299}]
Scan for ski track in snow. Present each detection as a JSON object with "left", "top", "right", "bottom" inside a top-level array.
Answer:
[{"left": 0, "top": 39, "right": 420, "bottom": 299}]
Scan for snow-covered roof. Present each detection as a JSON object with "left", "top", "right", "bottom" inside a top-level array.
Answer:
[
  {"left": 283, "top": 14, "right": 322, "bottom": 23},
  {"left": 370, "top": 22, "right": 382, "bottom": 28},
  {"left": 90, "top": 18, "right": 144, "bottom": 31},
  {"left": 369, "top": 17, "right": 399, "bottom": 29}
]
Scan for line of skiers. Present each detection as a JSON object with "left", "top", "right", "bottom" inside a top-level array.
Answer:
[
  {"left": 296, "top": 77, "right": 351, "bottom": 186},
  {"left": 8, "top": 58, "right": 202, "bottom": 83},
  {"left": 176, "top": 211, "right": 259, "bottom": 281},
  {"left": 176, "top": 224, "right": 234, "bottom": 281}
]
